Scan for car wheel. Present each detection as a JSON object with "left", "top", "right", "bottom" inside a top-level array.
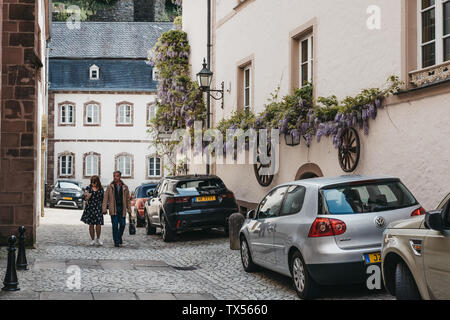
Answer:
[
  {"left": 161, "top": 215, "right": 175, "bottom": 242},
  {"left": 240, "top": 237, "right": 257, "bottom": 272},
  {"left": 145, "top": 211, "right": 156, "bottom": 235},
  {"left": 290, "top": 251, "right": 320, "bottom": 300},
  {"left": 395, "top": 262, "right": 421, "bottom": 300}
]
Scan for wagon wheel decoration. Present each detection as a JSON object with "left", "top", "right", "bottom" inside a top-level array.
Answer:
[
  {"left": 253, "top": 137, "right": 275, "bottom": 187},
  {"left": 338, "top": 127, "right": 360, "bottom": 173}
]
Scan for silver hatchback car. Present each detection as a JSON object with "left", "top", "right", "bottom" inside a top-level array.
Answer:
[{"left": 239, "top": 175, "right": 424, "bottom": 299}]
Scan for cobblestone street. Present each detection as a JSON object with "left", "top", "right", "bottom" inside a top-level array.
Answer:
[{"left": 0, "top": 208, "right": 393, "bottom": 300}]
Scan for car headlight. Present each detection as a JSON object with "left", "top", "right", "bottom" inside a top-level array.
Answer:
[
  {"left": 52, "top": 191, "right": 60, "bottom": 196},
  {"left": 76, "top": 192, "right": 82, "bottom": 197}
]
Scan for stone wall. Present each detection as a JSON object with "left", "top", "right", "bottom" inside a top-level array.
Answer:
[
  {"left": 134, "top": 0, "right": 155, "bottom": 22},
  {"left": 91, "top": 0, "right": 134, "bottom": 22},
  {"left": 1, "top": 0, "right": 41, "bottom": 246}
]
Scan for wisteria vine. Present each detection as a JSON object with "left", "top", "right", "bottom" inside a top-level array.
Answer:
[
  {"left": 217, "top": 76, "right": 402, "bottom": 149},
  {"left": 147, "top": 29, "right": 206, "bottom": 133}
]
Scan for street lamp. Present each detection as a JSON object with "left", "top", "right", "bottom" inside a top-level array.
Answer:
[{"left": 196, "top": 58, "right": 224, "bottom": 109}]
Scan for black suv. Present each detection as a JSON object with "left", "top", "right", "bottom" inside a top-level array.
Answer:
[
  {"left": 144, "top": 175, "right": 238, "bottom": 242},
  {"left": 49, "top": 180, "right": 84, "bottom": 209}
]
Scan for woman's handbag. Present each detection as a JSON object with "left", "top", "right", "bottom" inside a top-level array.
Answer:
[{"left": 129, "top": 219, "right": 136, "bottom": 235}]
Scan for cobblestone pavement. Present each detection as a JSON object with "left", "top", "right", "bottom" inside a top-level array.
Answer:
[{"left": 0, "top": 208, "right": 393, "bottom": 300}]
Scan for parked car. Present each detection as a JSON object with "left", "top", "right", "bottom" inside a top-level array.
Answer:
[
  {"left": 239, "top": 175, "right": 424, "bottom": 299},
  {"left": 131, "top": 183, "right": 158, "bottom": 227},
  {"left": 49, "top": 180, "right": 84, "bottom": 209},
  {"left": 144, "top": 175, "right": 239, "bottom": 242},
  {"left": 382, "top": 192, "right": 450, "bottom": 300}
]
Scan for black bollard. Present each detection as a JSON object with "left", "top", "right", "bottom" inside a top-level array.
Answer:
[
  {"left": 2, "top": 235, "right": 20, "bottom": 291},
  {"left": 16, "top": 226, "right": 28, "bottom": 270}
]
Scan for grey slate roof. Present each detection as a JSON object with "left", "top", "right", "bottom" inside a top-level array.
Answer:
[
  {"left": 49, "top": 22, "right": 173, "bottom": 58},
  {"left": 49, "top": 59, "right": 157, "bottom": 92}
]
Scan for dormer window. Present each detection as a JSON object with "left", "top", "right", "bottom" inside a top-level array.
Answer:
[{"left": 90, "top": 65, "right": 99, "bottom": 80}]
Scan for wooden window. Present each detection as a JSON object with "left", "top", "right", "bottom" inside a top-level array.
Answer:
[
  {"left": 418, "top": 0, "right": 450, "bottom": 68},
  {"left": 237, "top": 55, "right": 254, "bottom": 112},
  {"left": 59, "top": 154, "right": 73, "bottom": 176},
  {"left": 85, "top": 103, "right": 100, "bottom": 125},
  {"left": 59, "top": 103, "right": 75, "bottom": 125},
  {"left": 116, "top": 102, "right": 133, "bottom": 126},
  {"left": 85, "top": 154, "right": 99, "bottom": 176},
  {"left": 147, "top": 103, "right": 157, "bottom": 125},
  {"left": 300, "top": 34, "right": 314, "bottom": 87},
  {"left": 244, "top": 67, "right": 251, "bottom": 110},
  {"left": 117, "top": 155, "right": 132, "bottom": 177},
  {"left": 148, "top": 156, "right": 162, "bottom": 178},
  {"left": 90, "top": 65, "right": 99, "bottom": 80}
]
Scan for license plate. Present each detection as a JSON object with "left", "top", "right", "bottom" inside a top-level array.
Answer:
[
  {"left": 63, "top": 197, "right": 73, "bottom": 200},
  {"left": 364, "top": 252, "right": 382, "bottom": 264},
  {"left": 195, "top": 196, "right": 216, "bottom": 202}
]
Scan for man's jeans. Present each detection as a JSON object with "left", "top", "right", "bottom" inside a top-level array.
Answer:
[{"left": 111, "top": 215, "right": 126, "bottom": 245}]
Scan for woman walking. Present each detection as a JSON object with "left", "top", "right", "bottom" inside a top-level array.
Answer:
[{"left": 81, "top": 176, "right": 105, "bottom": 246}]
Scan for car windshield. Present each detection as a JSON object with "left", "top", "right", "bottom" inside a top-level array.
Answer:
[
  {"left": 176, "top": 179, "right": 225, "bottom": 193},
  {"left": 138, "top": 185, "right": 155, "bottom": 198},
  {"left": 58, "top": 182, "right": 81, "bottom": 190},
  {"left": 321, "top": 180, "right": 417, "bottom": 214}
]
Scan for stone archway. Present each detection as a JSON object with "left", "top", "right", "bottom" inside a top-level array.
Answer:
[{"left": 295, "top": 163, "right": 324, "bottom": 180}]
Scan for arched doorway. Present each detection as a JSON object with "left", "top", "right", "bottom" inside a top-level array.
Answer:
[{"left": 295, "top": 163, "right": 324, "bottom": 181}]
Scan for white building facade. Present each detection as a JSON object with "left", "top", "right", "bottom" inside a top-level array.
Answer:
[
  {"left": 183, "top": 0, "right": 450, "bottom": 211},
  {"left": 47, "top": 22, "right": 173, "bottom": 191}
]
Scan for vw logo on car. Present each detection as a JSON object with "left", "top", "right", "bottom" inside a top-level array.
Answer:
[{"left": 374, "top": 216, "right": 386, "bottom": 229}]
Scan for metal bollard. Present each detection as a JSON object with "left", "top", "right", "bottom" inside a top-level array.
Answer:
[
  {"left": 16, "top": 226, "right": 28, "bottom": 270},
  {"left": 2, "top": 235, "right": 20, "bottom": 291},
  {"left": 228, "top": 212, "right": 245, "bottom": 250}
]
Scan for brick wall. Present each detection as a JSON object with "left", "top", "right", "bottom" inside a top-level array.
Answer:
[{"left": 1, "top": 0, "right": 41, "bottom": 246}]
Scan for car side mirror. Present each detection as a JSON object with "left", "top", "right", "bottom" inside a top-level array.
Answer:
[
  {"left": 147, "top": 190, "right": 154, "bottom": 197},
  {"left": 425, "top": 210, "right": 445, "bottom": 232},
  {"left": 247, "top": 209, "right": 256, "bottom": 220}
]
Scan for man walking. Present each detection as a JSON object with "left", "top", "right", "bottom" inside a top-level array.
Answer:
[{"left": 102, "top": 171, "right": 131, "bottom": 247}]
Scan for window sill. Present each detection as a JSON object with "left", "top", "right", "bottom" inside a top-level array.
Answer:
[
  {"left": 116, "top": 124, "right": 133, "bottom": 127},
  {"left": 409, "top": 60, "right": 450, "bottom": 88}
]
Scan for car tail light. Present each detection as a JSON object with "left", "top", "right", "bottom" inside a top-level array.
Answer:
[
  {"left": 220, "top": 192, "right": 235, "bottom": 199},
  {"left": 411, "top": 207, "right": 426, "bottom": 217},
  {"left": 167, "top": 197, "right": 191, "bottom": 204},
  {"left": 308, "top": 218, "right": 347, "bottom": 238}
]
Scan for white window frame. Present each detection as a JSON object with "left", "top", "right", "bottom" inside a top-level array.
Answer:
[
  {"left": 152, "top": 68, "right": 158, "bottom": 81},
  {"left": 60, "top": 104, "right": 74, "bottom": 125},
  {"left": 59, "top": 154, "right": 73, "bottom": 176},
  {"left": 147, "top": 103, "right": 157, "bottom": 123},
  {"left": 418, "top": 0, "right": 450, "bottom": 68},
  {"left": 299, "top": 34, "right": 314, "bottom": 87},
  {"left": 90, "top": 64, "right": 99, "bottom": 80},
  {"left": 117, "top": 155, "right": 132, "bottom": 177},
  {"left": 117, "top": 104, "right": 132, "bottom": 125},
  {"left": 85, "top": 154, "right": 99, "bottom": 176},
  {"left": 148, "top": 156, "right": 162, "bottom": 178},
  {"left": 85, "top": 103, "right": 99, "bottom": 125},
  {"left": 243, "top": 66, "right": 251, "bottom": 110}
]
